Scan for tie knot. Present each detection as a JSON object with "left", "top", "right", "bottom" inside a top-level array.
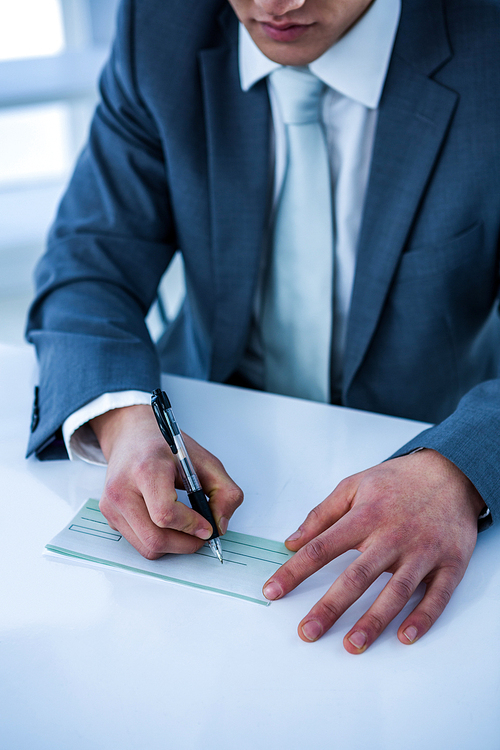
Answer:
[{"left": 270, "top": 67, "right": 325, "bottom": 125}]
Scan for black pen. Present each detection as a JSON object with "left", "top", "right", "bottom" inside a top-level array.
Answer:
[{"left": 151, "top": 388, "right": 223, "bottom": 563}]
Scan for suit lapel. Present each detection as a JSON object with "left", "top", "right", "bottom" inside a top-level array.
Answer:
[
  {"left": 198, "top": 11, "right": 271, "bottom": 382},
  {"left": 342, "top": 0, "right": 458, "bottom": 395},
  {"left": 197, "top": 2, "right": 458, "bottom": 390}
]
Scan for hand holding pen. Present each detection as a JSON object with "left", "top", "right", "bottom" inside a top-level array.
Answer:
[
  {"left": 152, "top": 388, "right": 225, "bottom": 562},
  {"left": 90, "top": 402, "right": 243, "bottom": 561}
]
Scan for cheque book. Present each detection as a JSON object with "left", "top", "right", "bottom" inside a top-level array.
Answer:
[{"left": 46, "top": 498, "right": 293, "bottom": 605}]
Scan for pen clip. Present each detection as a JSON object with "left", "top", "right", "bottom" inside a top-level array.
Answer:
[{"left": 151, "top": 388, "right": 177, "bottom": 454}]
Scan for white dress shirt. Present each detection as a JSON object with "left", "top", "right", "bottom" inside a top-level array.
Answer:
[{"left": 63, "top": 0, "right": 401, "bottom": 464}]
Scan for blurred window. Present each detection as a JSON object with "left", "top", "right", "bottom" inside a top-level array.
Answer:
[
  {"left": 0, "top": 0, "right": 65, "bottom": 62},
  {"left": 0, "top": 0, "right": 182, "bottom": 342},
  {"left": 0, "top": 0, "right": 119, "bottom": 297},
  {"left": 0, "top": 103, "right": 71, "bottom": 186}
]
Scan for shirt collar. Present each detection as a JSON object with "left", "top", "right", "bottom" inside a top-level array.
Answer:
[{"left": 238, "top": 0, "right": 401, "bottom": 109}]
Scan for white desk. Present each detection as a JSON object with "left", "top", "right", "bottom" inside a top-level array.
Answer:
[{"left": 1, "top": 343, "right": 499, "bottom": 750}]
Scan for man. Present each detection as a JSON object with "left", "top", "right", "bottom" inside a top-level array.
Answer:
[{"left": 27, "top": 0, "right": 500, "bottom": 654}]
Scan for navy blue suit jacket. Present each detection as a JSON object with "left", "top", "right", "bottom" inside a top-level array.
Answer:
[{"left": 27, "top": 0, "right": 500, "bottom": 522}]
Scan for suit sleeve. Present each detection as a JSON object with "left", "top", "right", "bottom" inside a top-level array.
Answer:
[
  {"left": 26, "top": 0, "right": 175, "bottom": 458},
  {"left": 391, "top": 378, "right": 500, "bottom": 527}
]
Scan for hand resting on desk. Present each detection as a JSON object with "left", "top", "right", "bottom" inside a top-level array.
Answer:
[
  {"left": 90, "top": 405, "right": 243, "bottom": 558},
  {"left": 263, "top": 449, "right": 486, "bottom": 653}
]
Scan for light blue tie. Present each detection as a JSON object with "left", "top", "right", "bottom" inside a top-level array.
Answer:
[{"left": 261, "top": 67, "right": 334, "bottom": 401}]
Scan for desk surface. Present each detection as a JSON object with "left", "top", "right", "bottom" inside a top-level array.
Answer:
[{"left": 1, "top": 343, "right": 499, "bottom": 750}]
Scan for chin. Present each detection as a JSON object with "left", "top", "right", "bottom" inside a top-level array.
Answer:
[{"left": 254, "top": 39, "right": 323, "bottom": 67}]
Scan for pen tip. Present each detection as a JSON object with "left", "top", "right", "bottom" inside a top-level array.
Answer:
[{"left": 210, "top": 538, "right": 224, "bottom": 564}]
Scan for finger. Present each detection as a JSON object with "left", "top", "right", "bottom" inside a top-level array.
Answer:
[
  {"left": 115, "top": 516, "right": 206, "bottom": 559},
  {"left": 183, "top": 434, "right": 244, "bottom": 535},
  {"left": 284, "top": 475, "right": 357, "bottom": 551},
  {"left": 342, "top": 560, "right": 429, "bottom": 654},
  {"left": 263, "top": 513, "right": 367, "bottom": 601},
  {"left": 100, "top": 492, "right": 206, "bottom": 559},
  {"left": 397, "top": 566, "right": 465, "bottom": 647},
  {"left": 129, "top": 456, "right": 215, "bottom": 539},
  {"left": 296, "top": 548, "right": 396, "bottom": 643}
]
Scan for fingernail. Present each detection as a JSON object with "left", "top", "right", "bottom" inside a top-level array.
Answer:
[
  {"left": 403, "top": 625, "right": 418, "bottom": 643},
  {"left": 301, "top": 620, "right": 323, "bottom": 641},
  {"left": 195, "top": 527, "right": 212, "bottom": 540},
  {"left": 263, "top": 581, "right": 282, "bottom": 600},
  {"left": 218, "top": 516, "right": 229, "bottom": 535},
  {"left": 286, "top": 529, "right": 302, "bottom": 543},
  {"left": 348, "top": 631, "right": 367, "bottom": 650}
]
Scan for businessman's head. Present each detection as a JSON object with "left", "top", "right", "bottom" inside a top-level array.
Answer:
[{"left": 228, "top": 0, "right": 374, "bottom": 66}]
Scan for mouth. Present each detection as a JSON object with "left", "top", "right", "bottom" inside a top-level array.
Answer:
[{"left": 258, "top": 21, "right": 314, "bottom": 43}]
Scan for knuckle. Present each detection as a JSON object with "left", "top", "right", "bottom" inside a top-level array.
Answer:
[
  {"left": 303, "top": 537, "right": 331, "bottom": 567},
  {"left": 342, "top": 560, "right": 374, "bottom": 592},
  {"left": 444, "top": 550, "right": 467, "bottom": 574},
  {"left": 134, "top": 456, "right": 154, "bottom": 484},
  {"left": 275, "top": 558, "right": 304, "bottom": 591},
  {"left": 416, "top": 585, "right": 455, "bottom": 634},
  {"left": 316, "top": 598, "right": 342, "bottom": 624},
  {"left": 150, "top": 506, "right": 175, "bottom": 529},
  {"left": 99, "top": 489, "right": 126, "bottom": 529},
  {"left": 305, "top": 505, "right": 323, "bottom": 525},
  {"left": 101, "top": 482, "right": 124, "bottom": 513},
  {"left": 415, "top": 609, "right": 435, "bottom": 632},
  {"left": 418, "top": 539, "right": 444, "bottom": 560},
  {"left": 98, "top": 499, "right": 119, "bottom": 530},
  {"left": 212, "top": 455, "right": 226, "bottom": 474},
  {"left": 432, "top": 584, "right": 454, "bottom": 613},
  {"left": 390, "top": 574, "right": 416, "bottom": 605},
  {"left": 276, "top": 562, "right": 299, "bottom": 590},
  {"left": 335, "top": 476, "right": 354, "bottom": 496},
  {"left": 364, "top": 611, "right": 386, "bottom": 637},
  {"left": 98, "top": 496, "right": 112, "bottom": 519},
  {"left": 141, "top": 532, "right": 166, "bottom": 559},
  {"left": 226, "top": 486, "right": 244, "bottom": 510},
  {"left": 207, "top": 453, "right": 233, "bottom": 480}
]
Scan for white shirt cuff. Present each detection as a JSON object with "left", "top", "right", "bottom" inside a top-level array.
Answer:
[{"left": 62, "top": 391, "right": 152, "bottom": 465}]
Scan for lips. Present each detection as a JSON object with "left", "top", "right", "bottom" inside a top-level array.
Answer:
[{"left": 260, "top": 21, "right": 313, "bottom": 43}]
